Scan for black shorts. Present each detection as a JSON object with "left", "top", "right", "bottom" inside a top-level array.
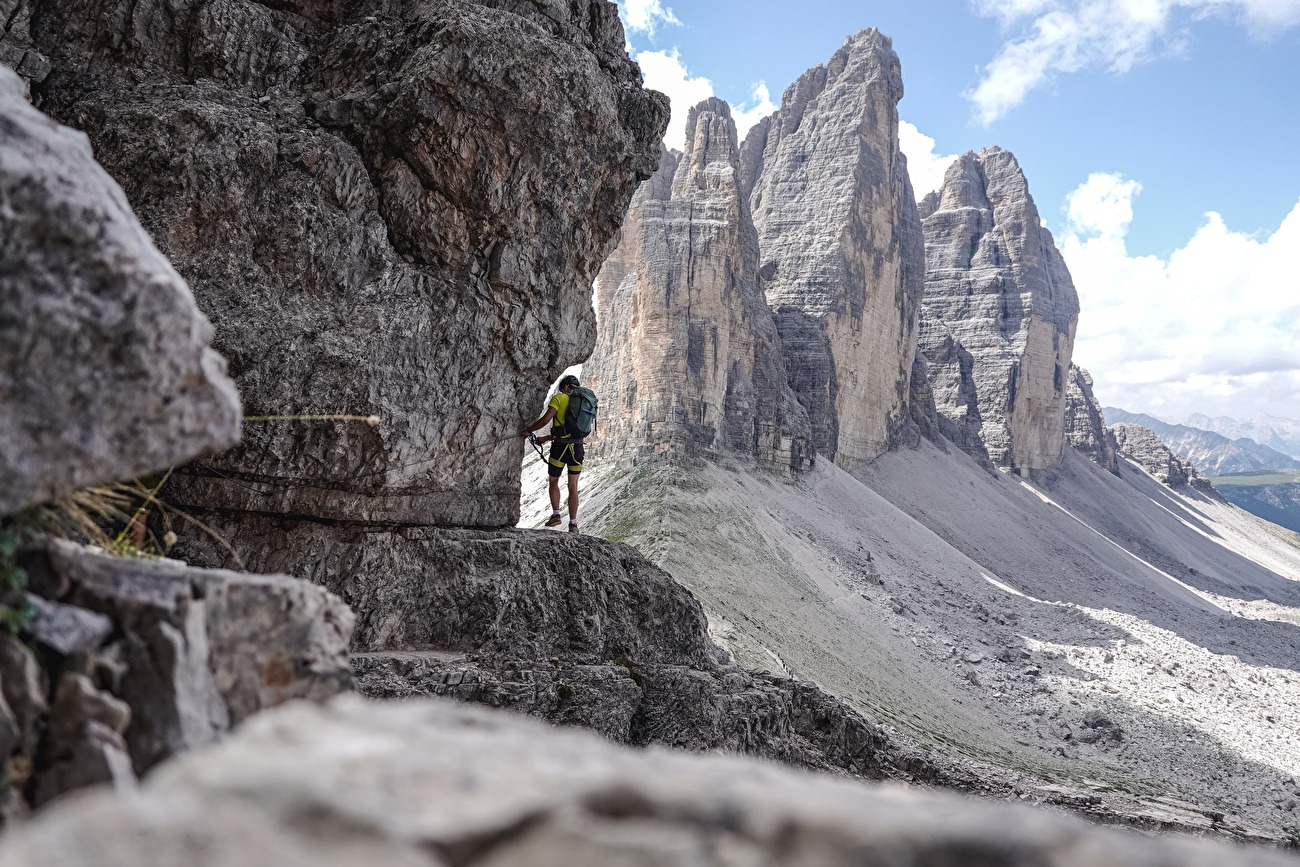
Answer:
[{"left": 547, "top": 439, "right": 584, "bottom": 476}]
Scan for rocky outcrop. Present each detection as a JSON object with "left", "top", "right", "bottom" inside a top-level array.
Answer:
[
  {"left": 1064, "top": 365, "right": 1119, "bottom": 473},
  {"left": 176, "top": 522, "right": 956, "bottom": 782},
  {"left": 0, "top": 541, "right": 352, "bottom": 819},
  {"left": 2, "top": 697, "right": 1293, "bottom": 867},
  {"left": 588, "top": 100, "right": 811, "bottom": 473},
  {"left": 10, "top": 0, "right": 667, "bottom": 529},
  {"left": 0, "top": 64, "right": 239, "bottom": 516},
  {"left": 919, "top": 148, "right": 1079, "bottom": 473},
  {"left": 742, "top": 29, "right": 924, "bottom": 469},
  {"left": 1111, "top": 423, "right": 1218, "bottom": 495}
]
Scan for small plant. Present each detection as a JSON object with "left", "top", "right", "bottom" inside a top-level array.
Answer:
[
  {"left": 18, "top": 467, "right": 243, "bottom": 569},
  {"left": 0, "top": 524, "right": 35, "bottom": 634}
]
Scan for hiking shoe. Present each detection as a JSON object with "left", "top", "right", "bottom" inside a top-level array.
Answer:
[
  {"left": 545, "top": 513, "right": 563, "bottom": 527},
  {"left": 568, "top": 522, "right": 580, "bottom": 534}
]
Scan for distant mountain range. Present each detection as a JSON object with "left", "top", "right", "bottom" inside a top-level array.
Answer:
[
  {"left": 1102, "top": 408, "right": 1300, "bottom": 475},
  {"left": 1180, "top": 413, "right": 1300, "bottom": 460}
]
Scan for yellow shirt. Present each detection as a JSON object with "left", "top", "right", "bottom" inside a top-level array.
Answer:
[{"left": 548, "top": 392, "right": 569, "bottom": 437}]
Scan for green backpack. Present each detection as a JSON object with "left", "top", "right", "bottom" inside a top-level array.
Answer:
[{"left": 561, "top": 387, "right": 599, "bottom": 439}]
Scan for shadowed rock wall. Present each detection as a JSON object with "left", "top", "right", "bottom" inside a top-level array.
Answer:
[
  {"left": 587, "top": 99, "right": 811, "bottom": 473},
  {"left": 7, "top": 0, "right": 667, "bottom": 528},
  {"left": 1065, "top": 364, "right": 1119, "bottom": 474},
  {"left": 919, "top": 148, "right": 1079, "bottom": 473},
  {"left": 741, "top": 29, "right": 924, "bottom": 470}
]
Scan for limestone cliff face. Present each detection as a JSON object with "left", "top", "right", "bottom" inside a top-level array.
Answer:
[
  {"left": 588, "top": 99, "right": 811, "bottom": 473},
  {"left": 919, "top": 148, "right": 1079, "bottom": 473},
  {"left": 1064, "top": 365, "right": 1118, "bottom": 474},
  {"left": 742, "top": 29, "right": 924, "bottom": 469},
  {"left": 8, "top": 0, "right": 667, "bottom": 528}
]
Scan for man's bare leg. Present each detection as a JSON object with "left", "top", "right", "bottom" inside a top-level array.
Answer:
[
  {"left": 567, "top": 473, "right": 580, "bottom": 522},
  {"left": 549, "top": 475, "right": 562, "bottom": 513}
]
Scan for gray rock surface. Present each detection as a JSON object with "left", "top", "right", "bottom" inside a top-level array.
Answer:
[
  {"left": 33, "top": 669, "right": 134, "bottom": 806},
  {"left": 1111, "top": 423, "right": 1218, "bottom": 494},
  {"left": 0, "top": 63, "right": 240, "bottom": 516},
  {"left": 588, "top": 100, "right": 811, "bottom": 473},
  {"left": 0, "top": 0, "right": 48, "bottom": 86},
  {"left": 0, "top": 632, "right": 47, "bottom": 762},
  {"left": 11, "top": 0, "right": 666, "bottom": 529},
  {"left": 903, "top": 351, "right": 946, "bottom": 448},
  {"left": 742, "top": 29, "right": 924, "bottom": 469},
  {"left": 0, "top": 540, "right": 353, "bottom": 822},
  {"left": 1065, "top": 365, "right": 1119, "bottom": 473},
  {"left": 1, "top": 696, "right": 1293, "bottom": 867},
  {"left": 919, "top": 148, "right": 1079, "bottom": 473},
  {"left": 24, "top": 595, "right": 113, "bottom": 656},
  {"left": 41, "top": 541, "right": 355, "bottom": 774}
]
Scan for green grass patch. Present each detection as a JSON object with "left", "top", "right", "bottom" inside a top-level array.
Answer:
[{"left": 1206, "top": 469, "right": 1300, "bottom": 488}]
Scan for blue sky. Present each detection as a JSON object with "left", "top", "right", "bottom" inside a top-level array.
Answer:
[{"left": 615, "top": 0, "right": 1300, "bottom": 423}]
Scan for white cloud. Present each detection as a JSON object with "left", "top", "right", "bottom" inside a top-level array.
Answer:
[
  {"left": 731, "top": 82, "right": 778, "bottom": 144},
  {"left": 969, "top": 0, "right": 1300, "bottom": 123},
  {"left": 618, "top": 0, "right": 681, "bottom": 36},
  {"left": 634, "top": 48, "right": 714, "bottom": 152},
  {"left": 635, "top": 53, "right": 775, "bottom": 152},
  {"left": 1063, "top": 172, "right": 1300, "bottom": 419},
  {"left": 898, "top": 121, "right": 961, "bottom": 201}
]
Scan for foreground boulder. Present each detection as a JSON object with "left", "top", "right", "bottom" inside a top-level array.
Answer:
[
  {"left": 8, "top": 0, "right": 666, "bottom": 529},
  {"left": 0, "top": 697, "right": 1291, "bottom": 867},
  {"left": 0, "top": 541, "right": 352, "bottom": 819},
  {"left": 0, "top": 63, "right": 239, "bottom": 515}
]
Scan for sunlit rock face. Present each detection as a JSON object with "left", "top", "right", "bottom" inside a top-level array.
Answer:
[
  {"left": 589, "top": 99, "right": 811, "bottom": 473},
  {"left": 919, "top": 148, "right": 1080, "bottom": 474},
  {"left": 741, "top": 29, "right": 924, "bottom": 470}
]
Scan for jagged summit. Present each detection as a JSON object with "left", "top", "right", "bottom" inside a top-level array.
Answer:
[
  {"left": 919, "top": 146, "right": 1080, "bottom": 473},
  {"left": 741, "top": 28, "right": 922, "bottom": 468}
]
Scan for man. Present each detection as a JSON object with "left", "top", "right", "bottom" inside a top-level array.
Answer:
[{"left": 521, "top": 373, "right": 586, "bottom": 533}]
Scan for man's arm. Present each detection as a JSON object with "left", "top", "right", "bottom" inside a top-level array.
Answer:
[{"left": 520, "top": 407, "right": 557, "bottom": 436}]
